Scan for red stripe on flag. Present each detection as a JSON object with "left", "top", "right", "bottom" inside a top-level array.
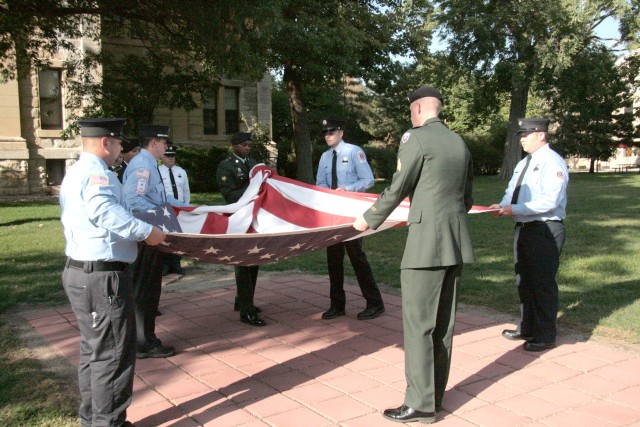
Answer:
[
  {"left": 199, "top": 211, "right": 230, "bottom": 234},
  {"left": 260, "top": 181, "right": 356, "bottom": 228}
]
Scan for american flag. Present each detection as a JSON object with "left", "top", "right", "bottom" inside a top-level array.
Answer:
[{"left": 135, "top": 165, "right": 490, "bottom": 266}]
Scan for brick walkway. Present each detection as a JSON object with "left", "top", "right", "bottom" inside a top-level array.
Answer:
[{"left": 24, "top": 273, "right": 640, "bottom": 426}]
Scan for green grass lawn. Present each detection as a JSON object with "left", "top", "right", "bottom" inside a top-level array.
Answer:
[{"left": 0, "top": 172, "right": 639, "bottom": 424}]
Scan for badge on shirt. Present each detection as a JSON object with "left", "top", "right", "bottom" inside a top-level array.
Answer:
[
  {"left": 341, "top": 156, "right": 349, "bottom": 164},
  {"left": 89, "top": 175, "right": 109, "bottom": 186},
  {"left": 401, "top": 132, "right": 411, "bottom": 144},
  {"left": 357, "top": 151, "right": 366, "bottom": 163}
]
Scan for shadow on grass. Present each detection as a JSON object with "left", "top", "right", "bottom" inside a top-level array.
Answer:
[
  {"left": 0, "top": 216, "right": 60, "bottom": 227},
  {"left": 0, "top": 252, "right": 67, "bottom": 313}
]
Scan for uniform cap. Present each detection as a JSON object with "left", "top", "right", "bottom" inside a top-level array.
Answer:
[
  {"left": 231, "top": 132, "right": 252, "bottom": 145},
  {"left": 122, "top": 138, "right": 140, "bottom": 154},
  {"left": 321, "top": 118, "right": 345, "bottom": 132},
  {"left": 164, "top": 144, "right": 177, "bottom": 156},
  {"left": 77, "top": 118, "right": 126, "bottom": 138},
  {"left": 139, "top": 124, "right": 170, "bottom": 139},
  {"left": 516, "top": 118, "right": 550, "bottom": 135},
  {"left": 407, "top": 86, "right": 443, "bottom": 105}
]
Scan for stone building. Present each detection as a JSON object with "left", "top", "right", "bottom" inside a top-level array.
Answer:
[{"left": 0, "top": 19, "right": 272, "bottom": 196}]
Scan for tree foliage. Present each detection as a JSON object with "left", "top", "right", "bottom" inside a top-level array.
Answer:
[{"left": 432, "top": 0, "right": 638, "bottom": 178}]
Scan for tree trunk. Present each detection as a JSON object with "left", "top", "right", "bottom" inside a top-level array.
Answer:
[
  {"left": 589, "top": 157, "right": 596, "bottom": 173},
  {"left": 283, "top": 62, "right": 313, "bottom": 183},
  {"left": 498, "top": 84, "right": 530, "bottom": 180}
]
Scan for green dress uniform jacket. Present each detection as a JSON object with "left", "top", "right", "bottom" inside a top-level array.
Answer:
[
  {"left": 364, "top": 117, "right": 474, "bottom": 268},
  {"left": 216, "top": 154, "right": 258, "bottom": 204}
]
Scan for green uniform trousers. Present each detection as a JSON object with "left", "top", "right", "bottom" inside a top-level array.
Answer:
[{"left": 401, "top": 264, "right": 462, "bottom": 412}]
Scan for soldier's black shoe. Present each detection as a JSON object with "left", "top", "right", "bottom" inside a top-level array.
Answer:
[
  {"left": 322, "top": 307, "right": 346, "bottom": 320},
  {"left": 523, "top": 341, "right": 556, "bottom": 352},
  {"left": 171, "top": 266, "right": 186, "bottom": 275},
  {"left": 382, "top": 405, "right": 436, "bottom": 424},
  {"left": 502, "top": 329, "right": 533, "bottom": 341},
  {"left": 136, "top": 344, "right": 176, "bottom": 359},
  {"left": 234, "top": 302, "right": 262, "bottom": 313},
  {"left": 122, "top": 421, "right": 136, "bottom": 427},
  {"left": 240, "top": 313, "right": 266, "bottom": 326},
  {"left": 357, "top": 305, "right": 385, "bottom": 320}
]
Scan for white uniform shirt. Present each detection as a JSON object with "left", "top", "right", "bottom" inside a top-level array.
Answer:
[
  {"left": 500, "top": 143, "right": 569, "bottom": 223},
  {"left": 159, "top": 164, "right": 191, "bottom": 204}
]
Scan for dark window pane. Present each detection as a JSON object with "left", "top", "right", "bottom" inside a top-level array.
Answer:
[
  {"left": 39, "top": 69, "right": 63, "bottom": 130},
  {"left": 203, "top": 95, "right": 217, "bottom": 135},
  {"left": 224, "top": 87, "right": 239, "bottom": 134}
]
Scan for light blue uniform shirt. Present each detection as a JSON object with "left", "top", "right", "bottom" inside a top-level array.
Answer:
[
  {"left": 316, "top": 140, "right": 374, "bottom": 192},
  {"left": 122, "top": 148, "right": 189, "bottom": 213},
  {"left": 500, "top": 144, "right": 569, "bottom": 223},
  {"left": 59, "top": 153, "right": 153, "bottom": 263}
]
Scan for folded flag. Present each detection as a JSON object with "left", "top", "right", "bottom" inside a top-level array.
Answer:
[{"left": 136, "top": 165, "right": 491, "bottom": 266}]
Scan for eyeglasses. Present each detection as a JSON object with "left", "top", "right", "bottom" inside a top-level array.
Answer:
[{"left": 322, "top": 128, "right": 339, "bottom": 135}]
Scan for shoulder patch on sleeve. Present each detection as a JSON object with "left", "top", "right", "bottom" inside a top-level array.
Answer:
[
  {"left": 89, "top": 175, "right": 109, "bottom": 186},
  {"left": 401, "top": 132, "right": 411, "bottom": 144},
  {"left": 357, "top": 151, "right": 366, "bottom": 163},
  {"left": 556, "top": 170, "right": 565, "bottom": 180},
  {"left": 136, "top": 169, "right": 150, "bottom": 178}
]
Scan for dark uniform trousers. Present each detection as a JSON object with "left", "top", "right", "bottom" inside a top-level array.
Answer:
[
  {"left": 131, "top": 243, "right": 164, "bottom": 350},
  {"left": 326, "top": 237, "right": 383, "bottom": 310},
  {"left": 515, "top": 221, "right": 566, "bottom": 343},
  {"left": 62, "top": 260, "right": 136, "bottom": 427},
  {"left": 401, "top": 264, "right": 462, "bottom": 412},
  {"left": 235, "top": 265, "right": 260, "bottom": 314}
]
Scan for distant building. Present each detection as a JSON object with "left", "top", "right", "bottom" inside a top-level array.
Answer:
[{"left": 0, "top": 18, "right": 272, "bottom": 196}]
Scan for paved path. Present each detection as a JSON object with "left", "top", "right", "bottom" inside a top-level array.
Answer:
[{"left": 22, "top": 272, "right": 640, "bottom": 426}]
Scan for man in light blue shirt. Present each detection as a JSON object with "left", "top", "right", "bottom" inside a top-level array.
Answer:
[
  {"left": 489, "top": 118, "right": 569, "bottom": 352},
  {"left": 316, "top": 118, "right": 385, "bottom": 321},
  {"left": 60, "top": 118, "right": 165, "bottom": 427},
  {"left": 123, "top": 124, "right": 189, "bottom": 359}
]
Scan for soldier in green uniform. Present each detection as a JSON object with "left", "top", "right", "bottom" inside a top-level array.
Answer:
[
  {"left": 354, "top": 86, "right": 474, "bottom": 424},
  {"left": 216, "top": 132, "right": 266, "bottom": 327}
]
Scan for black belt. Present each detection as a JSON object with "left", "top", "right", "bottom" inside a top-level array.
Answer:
[
  {"left": 516, "top": 219, "right": 564, "bottom": 228},
  {"left": 67, "top": 258, "right": 127, "bottom": 272}
]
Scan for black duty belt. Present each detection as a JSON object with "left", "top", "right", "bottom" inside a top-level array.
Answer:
[
  {"left": 516, "top": 220, "right": 564, "bottom": 228},
  {"left": 67, "top": 258, "right": 127, "bottom": 272}
]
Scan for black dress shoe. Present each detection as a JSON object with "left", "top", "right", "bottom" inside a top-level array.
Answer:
[
  {"left": 502, "top": 329, "right": 533, "bottom": 341},
  {"left": 240, "top": 313, "right": 266, "bottom": 326},
  {"left": 357, "top": 305, "right": 385, "bottom": 320},
  {"left": 136, "top": 343, "right": 176, "bottom": 359},
  {"left": 171, "top": 266, "right": 186, "bottom": 275},
  {"left": 321, "top": 307, "right": 346, "bottom": 320},
  {"left": 523, "top": 341, "right": 556, "bottom": 352},
  {"left": 382, "top": 405, "right": 436, "bottom": 424},
  {"left": 234, "top": 302, "right": 262, "bottom": 313},
  {"left": 122, "top": 421, "right": 136, "bottom": 427}
]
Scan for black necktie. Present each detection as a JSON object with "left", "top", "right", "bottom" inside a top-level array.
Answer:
[
  {"left": 331, "top": 150, "right": 338, "bottom": 190},
  {"left": 168, "top": 167, "right": 179, "bottom": 199},
  {"left": 511, "top": 155, "right": 531, "bottom": 204},
  {"left": 156, "top": 166, "right": 166, "bottom": 202}
]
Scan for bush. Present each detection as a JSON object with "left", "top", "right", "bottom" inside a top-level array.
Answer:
[
  {"left": 463, "top": 121, "right": 508, "bottom": 175},
  {"left": 363, "top": 145, "right": 397, "bottom": 180}
]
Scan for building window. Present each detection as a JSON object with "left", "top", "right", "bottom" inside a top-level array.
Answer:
[
  {"left": 203, "top": 94, "right": 217, "bottom": 135},
  {"left": 38, "top": 69, "right": 63, "bottom": 130},
  {"left": 46, "top": 159, "right": 66, "bottom": 186},
  {"left": 224, "top": 87, "right": 239, "bottom": 134}
]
